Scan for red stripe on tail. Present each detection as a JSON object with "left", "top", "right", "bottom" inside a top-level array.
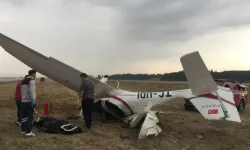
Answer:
[{"left": 199, "top": 93, "right": 235, "bottom": 106}]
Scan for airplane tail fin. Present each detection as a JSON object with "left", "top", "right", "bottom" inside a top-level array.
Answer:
[
  {"left": 180, "top": 51, "right": 241, "bottom": 122},
  {"left": 180, "top": 51, "right": 218, "bottom": 95}
]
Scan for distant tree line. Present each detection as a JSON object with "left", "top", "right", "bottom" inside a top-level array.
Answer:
[
  {"left": 106, "top": 70, "right": 250, "bottom": 82},
  {"left": 108, "top": 73, "right": 162, "bottom": 80}
]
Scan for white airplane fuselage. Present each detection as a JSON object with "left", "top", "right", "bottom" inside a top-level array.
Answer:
[{"left": 99, "top": 89, "right": 191, "bottom": 119}]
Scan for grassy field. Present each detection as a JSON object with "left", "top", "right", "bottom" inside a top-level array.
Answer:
[{"left": 0, "top": 79, "right": 250, "bottom": 150}]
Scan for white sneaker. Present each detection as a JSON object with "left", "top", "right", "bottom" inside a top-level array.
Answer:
[
  {"left": 21, "top": 131, "right": 26, "bottom": 134},
  {"left": 25, "top": 132, "right": 35, "bottom": 137}
]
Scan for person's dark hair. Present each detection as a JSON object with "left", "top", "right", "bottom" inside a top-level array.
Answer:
[
  {"left": 80, "top": 73, "right": 87, "bottom": 78},
  {"left": 28, "top": 69, "right": 36, "bottom": 75},
  {"left": 24, "top": 75, "right": 29, "bottom": 79}
]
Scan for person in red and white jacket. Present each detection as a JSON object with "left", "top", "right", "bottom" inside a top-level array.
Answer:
[{"left": 15, "top": 75, "right": 28, "bottom": 125}]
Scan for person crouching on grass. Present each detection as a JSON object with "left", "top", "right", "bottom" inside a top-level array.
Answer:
[{"left": 20, "top": 70, "right": 37, "bottom": 137}]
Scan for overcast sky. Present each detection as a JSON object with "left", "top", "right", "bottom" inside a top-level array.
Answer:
[{"left": 0, "top": 0, "right": 250, "bottom": 77}]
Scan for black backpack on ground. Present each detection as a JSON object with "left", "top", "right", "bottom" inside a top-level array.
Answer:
[{"left": 33, "top": 116, "right": 82, "bottom": 134}]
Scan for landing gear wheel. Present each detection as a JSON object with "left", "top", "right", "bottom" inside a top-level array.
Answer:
[{"left": 237, "top": 100, "right": 245, "bottom": 112}]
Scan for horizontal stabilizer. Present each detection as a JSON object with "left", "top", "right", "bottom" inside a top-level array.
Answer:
[
  {"left": 180, "top": 51, "right": 218, "bottom": 95},
  {"left": 190, "top": 95, "right": 225, "bottom": 120},
  {"left": 190, "top": 86, "right": 241, "bottom": 122}
]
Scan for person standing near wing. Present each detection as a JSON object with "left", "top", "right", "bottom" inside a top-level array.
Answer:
[
  {"left": 15, "top": 75, "right": 28, "bottom": 126},
  {"left": 20, "top": 70, "right": 37, "bottom": 137},
  {"left": 79, "top": 73, "right": 95, "bottom": 132}
]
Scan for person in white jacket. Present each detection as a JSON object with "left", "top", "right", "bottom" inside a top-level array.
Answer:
[{"left": 20, "top": 69, "right": 37, "bottom": 137}]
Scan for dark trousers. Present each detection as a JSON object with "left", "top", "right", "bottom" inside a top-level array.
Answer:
[
  {"left": 21, "top": 102, "right": 34, "bottom": 133},
  {"left": 82, "top": 98, "right": 94, "bottom": 128},
  {"left": 16, "top": 101, "right": 22, "bottom": 122}
]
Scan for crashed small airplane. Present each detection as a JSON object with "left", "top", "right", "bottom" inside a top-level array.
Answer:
[{"left": 0, "top": 33, "right": 241, "bottom": 139}]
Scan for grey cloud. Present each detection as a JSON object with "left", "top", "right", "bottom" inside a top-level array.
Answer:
[
  {"left": 0, "top": 0, "right": 250, "bottom": 75},
  {"left": 2, "top": 0, "right": 250, "bottom": 42},
  {"left": 81, "top": 0, "right": 250, "bottom": 64},
  {"left": 0, "top": 0, "right": 34, "bottom": 6},
  {"left": 87, "top": 0, "right": 250, "bottom": 42}
]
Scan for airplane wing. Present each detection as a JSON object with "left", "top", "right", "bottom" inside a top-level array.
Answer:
[{"left": 0, "top": 33, "right": 115, "bottom": 99}]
